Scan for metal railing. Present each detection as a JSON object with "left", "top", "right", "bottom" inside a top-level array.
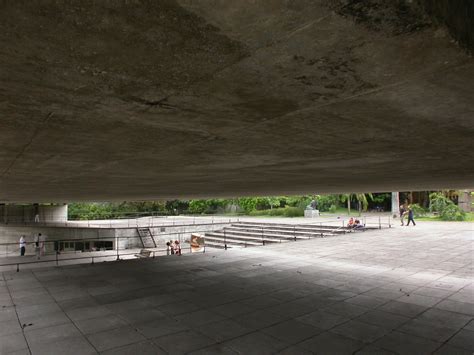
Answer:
[
  {"left": 0, "top": 216, "right": 393, "bottom": 271},
  {"left": 0, "top": 232, "right": 209, "bottom": 272},
  {"left": 0, "top": 215, "right": 241, "bottom": 229}
]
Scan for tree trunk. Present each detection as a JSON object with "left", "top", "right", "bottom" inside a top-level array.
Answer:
[{"left": 347, "top": 198, "right": 351, "bottom": 215}]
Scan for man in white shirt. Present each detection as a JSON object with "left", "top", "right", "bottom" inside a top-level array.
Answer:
[{"left": 19, "top": 235, "right": 26, "bottom": 256}]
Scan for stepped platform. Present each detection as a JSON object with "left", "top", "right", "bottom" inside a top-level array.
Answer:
[{"left": 203, "top": 222, "right": 350, "bottom": 250}]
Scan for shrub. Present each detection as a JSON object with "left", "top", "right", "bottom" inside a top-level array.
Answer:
[
  {"left": 317, "top": 195, "right": 340, "bottom": 212},
  {"left": 429, "top": 192, "right": 451, "bottom": 213},
  {"left": 188, "top": 200, "right": 209, "bottom": 214},
  {"left": 283, "top": 207, "right": 304, "bottom": 217},
  {"left": 328, "top": 204, "right": 337, "bottom": 213},
  {"left": 248, "top": 206, "right": 304, "bottom": 217},
  {"left": 440, "top": 204, "right": 466, "bottom": 221},
  {"left": 429, "top": 192, "right": 466, "bottom": 221},
  {"left": 237, "top": 198, "right": 259, "bottom": 214},
  {"left": 188, "top": 199, "right": 227, "bottom": 214},
  {"left": 410, "top": 204, "right": 427, "bottom": 218},
  {"left": 286, "top": 195, "right": 311, "bottom": 208}
]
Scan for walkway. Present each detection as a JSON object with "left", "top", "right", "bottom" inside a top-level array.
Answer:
[{"left": 0, "top": 222, "right": 472, "bottom": 354}]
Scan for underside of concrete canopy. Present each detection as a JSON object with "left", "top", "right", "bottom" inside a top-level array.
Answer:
[{"left": 0, "top": 1, "right": 473, "bottom": 202}]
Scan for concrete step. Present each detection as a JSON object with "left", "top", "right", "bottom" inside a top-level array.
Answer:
[
  {"left": 202, "top": 241, "right": 237, "bottom": 249},
  {"left": 215, "top": 229, "right": 313, "bottom": 241},
  {"left": 225, "top": 226, "right": 334, "bottom": 237},
  {"left": 235, "top": 221, "right": 379, "bottom": 231},
  {"left": 233, "top": 222, "right": 347, "bottom": 234},
  {"left": 203, "top": 234, "right": 267, "bottom": 246}
]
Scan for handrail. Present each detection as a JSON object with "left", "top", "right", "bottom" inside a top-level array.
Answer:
[
  {"left": 1, "top": 218, "right": 390, "bottom": 271},
  {"left": 0, "top": 218, "right": 239, "bottom": 229},
  {"left": 0, "top": 246, "right": 205, "bottom": 271}
]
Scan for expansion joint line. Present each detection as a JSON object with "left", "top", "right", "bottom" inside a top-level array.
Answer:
[
  {"left": 3, "top": 272, "right": 33, "bottom": 355},
  {"left": 29, "top": 269, "right": 100, "bottom": 353},
  {"left": 1, "top": 112, "right": 53, "bottom": 178}
]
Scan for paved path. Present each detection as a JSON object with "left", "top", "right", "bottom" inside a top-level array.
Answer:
[{"left": 0, "top": 222, "right": 472, "bottom": 354}]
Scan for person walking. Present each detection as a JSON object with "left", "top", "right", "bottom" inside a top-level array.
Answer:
[
  {"left": 399, "top": 204, "right": 406, "bottom": 226},
  {"left": 406, "top": 206, "right": 416, "bottom": 226},
  {"left": 34, "top": 233, "right": 41, "bottom": 260},
  {"left": 19, "top": 235, "right": 26, "bottom": 256},
  {"left": 39, "top": 233, "right": 46, "bottom": 256}
]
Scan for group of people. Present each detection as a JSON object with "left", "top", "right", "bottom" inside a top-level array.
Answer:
[
  {"left": 347, "top": 218, "right": 364, "bottom": 229},
  {"left": 400, "top": 205, "right": 416, "bottom": 226},
  {"left": 166, "top": 240, "right": 181, "bottom": 256},
  {"left": 19, "top": 233, "right": 45, "bottom": 259}
]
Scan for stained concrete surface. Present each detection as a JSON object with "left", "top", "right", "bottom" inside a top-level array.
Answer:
[
  {"left": 0, "top": 1, "right": 473, "bottom": 202},
  {"left": 0, "top": 221, "right": 472, "bottom": 354}
]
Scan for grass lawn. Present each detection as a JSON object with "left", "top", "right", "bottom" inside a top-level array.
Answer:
[{"left": 416, "top": 212, "right": 474, "bottom": 222}]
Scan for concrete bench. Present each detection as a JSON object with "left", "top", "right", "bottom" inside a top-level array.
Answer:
[{"left": 135, "top": 249, "right": 152, "bottom": 258}]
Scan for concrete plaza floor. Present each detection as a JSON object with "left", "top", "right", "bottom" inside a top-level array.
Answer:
[{"left": 0, "top": 221, "right": 472, "bottom": 354}]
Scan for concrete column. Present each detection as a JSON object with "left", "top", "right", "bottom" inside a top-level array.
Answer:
[
  {"left": 458, "top": 190, "right": 472, "bottom": 212},
  {"left": 391, "top": 192, "right": 400, "bottom": 218}
]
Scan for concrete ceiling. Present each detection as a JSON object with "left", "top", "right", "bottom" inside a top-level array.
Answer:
[{"left": 0, "top": 1, "right": 473, "bottom": 202}]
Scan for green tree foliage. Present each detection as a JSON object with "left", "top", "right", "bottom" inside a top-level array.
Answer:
[
  {"left": 236, "top": 197, "right": 259, "bottom": 214},
  {"left": 409, "top": 203, "right": 426, "bottom": 217},
  {"left": 429, "top": 192, "right": 466, "bottom": 221},
  {"left": 188, "top": 199, "right": 228, "bottom": 214},
  {"left": 340, "top": 193, "right": 373, "bottom": 215},
  {"left": 68, "top": 192, "right": 394, "bottom": 220},
  {"left": 249, "top": 206, "right": 304, "bottom": 217},
  {"left": 316, "top": 195, "right": 340, "bottom": 212},
  {"left": 68, "top": 201, "right": 169, "bottom": 220},
  {"left": 429, "top": 192, "right": 451, "bottom": 213},
  {"left": 285, "top": 195, "right": 312, "bottom": 208},
  {"left": 371, "top": 193, "right": 391, "bottom": 204}
]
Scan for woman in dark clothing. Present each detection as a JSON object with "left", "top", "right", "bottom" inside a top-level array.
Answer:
[{"left": 406, "top": 206, "right": 416, "bottom": 226}]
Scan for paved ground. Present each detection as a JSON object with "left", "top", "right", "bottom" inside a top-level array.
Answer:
[{"left": 0, "top": 221, "right": 472, "bottom": 354}]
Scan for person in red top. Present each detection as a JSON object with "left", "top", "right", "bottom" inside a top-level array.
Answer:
[
  {"left": 174, "top": 240, "right": 181, "bottom": 256},
  {"left": 347, "top": 217, "right": 354, "bottom": 228}
]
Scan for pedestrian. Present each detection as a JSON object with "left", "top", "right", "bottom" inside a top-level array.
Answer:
[
  {"left": 399, "top": 204, "right": 406, "bottom": 226},
  {"left": 39, "top": 233, "right": 46, "bottom": 256},
  {"left": 347, "top": 217, "right": 354, "bottom": 228},
  {"left": 19, "top": 235, "right": 26, "bottom": 256},
  {"left": 406, "top": 206, "right": 416, "bottom": 226},
  {"left": 169, "top": 240, "right": 175, "bottom": 255},
  {"left": 34, "top": 233, "right": 41, "bottom": 260},
  {"left": 174, "top": 240, "right": 181, "bottom": 256}
]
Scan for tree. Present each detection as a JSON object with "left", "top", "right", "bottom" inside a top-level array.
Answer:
[
  {"left": 340, "top": 194, "right": 352, "bottom": 215},
  {"left": 429, "top": 192, "right": 466, "bottom": 221},
  {"left": 340, "top": 193, "right": 373, "bottom": 215},
  {"left": 267, "top": 197, "right": 282, "bottom": 209}
]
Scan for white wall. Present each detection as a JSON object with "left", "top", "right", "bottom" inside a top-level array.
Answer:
[{"left": 0, "top": 204, "right": 68, "bottom": 223}]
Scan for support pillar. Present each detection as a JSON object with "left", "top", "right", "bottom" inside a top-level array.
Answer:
[{"left": 391, "top": 192, "right": 400, "bottom": 218}]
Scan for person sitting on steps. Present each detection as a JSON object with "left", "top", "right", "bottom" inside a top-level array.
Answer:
[{"left": 347, "top": 217, "right": 354, "bottom": 228}]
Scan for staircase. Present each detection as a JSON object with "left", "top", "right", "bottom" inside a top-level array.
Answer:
[
  {"left": 137, "top": 227, "right": 156, "bottom": 248},
  {"left": 203, "top": 222, "right": 349, "bottom": 249}
]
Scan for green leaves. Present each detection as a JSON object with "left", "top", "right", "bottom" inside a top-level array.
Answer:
[{"left": 429, "top": 192, "right": 466, "bottom": 221}]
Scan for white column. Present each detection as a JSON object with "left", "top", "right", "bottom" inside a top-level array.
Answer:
[{"left": 391, "top": 192, "right": 400, "bottom": 218}]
